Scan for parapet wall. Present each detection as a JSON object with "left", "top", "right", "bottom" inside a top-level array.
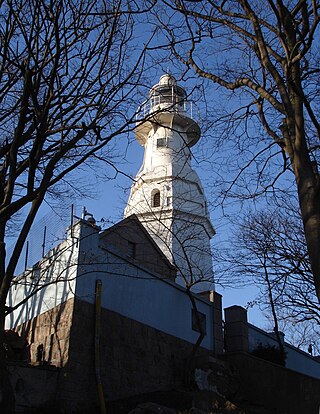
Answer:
[
  {"left": 224, "top": 305, "right": 320, "bottom": 379},
  {"left": 221, "top": 351, "right": 320, "bottom": 414}
]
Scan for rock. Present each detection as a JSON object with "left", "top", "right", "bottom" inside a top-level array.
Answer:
[
  {"left": 192, "top": 356, "right": 239, "bottom": 400},
  {"left": 128, "top": 401, "right": 176, "bottom": 413},
  {"left": 193, "top": 390, "right": 246, "bottom": 413}
]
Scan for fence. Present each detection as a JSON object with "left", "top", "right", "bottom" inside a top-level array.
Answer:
[{"left": 6, "top": 204, "right": 76, "bottom": 276}]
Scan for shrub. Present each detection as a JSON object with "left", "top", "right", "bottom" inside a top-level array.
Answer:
[{"left": 251, "top": 343, "right": 287, "bottom": 366}]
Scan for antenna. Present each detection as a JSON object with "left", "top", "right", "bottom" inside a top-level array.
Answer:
[
  {"left": 42, "top": 226, "right": 47, "bottom": 257},
  {"left": 24, "top": 241, "right": 29, "bottom": 271}
]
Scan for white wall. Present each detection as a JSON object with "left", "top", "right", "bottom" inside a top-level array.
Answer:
[
  {"left": 6, "top": 220, "right": 215, "bottom": 351},
  {"left": 6, "top": 236, "right": 78, "bottom": 329},
  {"left": 125, "top": 100, "right": 215, "bottom": 287},
  {"left": 75, "top": 243, "right": 215, "bottom": 351}
]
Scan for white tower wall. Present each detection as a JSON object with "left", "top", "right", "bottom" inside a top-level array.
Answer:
[{"left": 125, "top": 74, "right": 215, "bottom": 286}]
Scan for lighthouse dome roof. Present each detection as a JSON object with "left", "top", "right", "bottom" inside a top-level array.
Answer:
[
  {"left": 158, "top": 73, "right": 177, "bottom": 86},
  {"left": 150, "top": 74, "right": 186, "bottom": 99}
]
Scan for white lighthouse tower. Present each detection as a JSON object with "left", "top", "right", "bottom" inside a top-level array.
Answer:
[{"left": 125, "top": 74, "right": 215, "bottom": 286}]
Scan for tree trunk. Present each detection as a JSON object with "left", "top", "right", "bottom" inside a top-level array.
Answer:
[
  {"left": 184, "top": 288, "right": 205, "bottom": 386},
  {"left": 296, "top": 175, "right": 320, "bottom": 303},
  {"left": 0, "top": 228, "right": 14, "bottom": 413},
  {"left": 290, "top": 75, "right": 320, "bottom": 304},
  {"left": 0, "top": 302, "right": 15, "bottom": 414},
  {"left": 0, "top": 196, "right": 45, "bottom": 414}
]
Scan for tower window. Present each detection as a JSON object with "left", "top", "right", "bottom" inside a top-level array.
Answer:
[
  {"left": 192, "top": 309, "right": 207, "bottom": 335},
  {"left": 157, "top": 138, "right": 166, "bottom": 148},
  {"left": 152, "top": 190, "right": 161, "bottom": 207}
]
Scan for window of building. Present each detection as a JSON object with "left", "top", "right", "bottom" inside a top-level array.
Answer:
[
  {"left": 152, "top": 190, "right": 160, "bottom": 207},
  {"left": 157, "top": 137, "right": 166, "bottom": 148},
  {"left": 192, "top": 309, "right": 207, "bottom": 335},
  {"left": 31, "top": 264, "right": 41, "bottom": 280},
  {"left": 166, "top": 196, "right": 172, "bottom": 206},
  {"left": 128, "top": 241, "right": 136, "bottom": 259}
]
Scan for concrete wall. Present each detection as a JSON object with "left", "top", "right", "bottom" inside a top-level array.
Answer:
[
  {"left": 6, "top": 233, "right": 79, "bottom": 330},
  {"left": 224, "top": 306, "right": 320, "bottom": 380},
  {"left": 248, "top": 323, "right": 320, "bottom": 380},
  {"left": 221, "top": 352, "right": 320, "bottom": 414}
]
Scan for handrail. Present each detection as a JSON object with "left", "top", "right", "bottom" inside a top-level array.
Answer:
[{"left": 136, "top": 96, "right": 198, "bottom": 123}]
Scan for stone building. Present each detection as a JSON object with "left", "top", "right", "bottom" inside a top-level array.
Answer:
[{"left": 6, "top": 214, "right": 223, "bottom": 412}]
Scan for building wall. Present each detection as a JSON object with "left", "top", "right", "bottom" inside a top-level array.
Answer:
[
  {"left": 221, "top": 352, "right": 320, "bottom": 414},
  {"left": 13, "top": 298, "right": 75, "bottom": 367},
  {"left": 8, "top": 363, "right": 59, "bottom": 412},
  {"left": 125, "top": 102, "right": 215, "bottom": 286},
  {"left": 9, "top": 296, "right": 210, "bottom": 412},
  {"left": 57, "top": 298, "right": 208, "bottom": 411},
  {"left": 248, "top": 323, "right": 320, "bottom": 379},
  {"left": 9, "top": 300, "right": 320, "bottom": 414},
  {"left": 7, "top": 220, "right": 218, "bottom": 352},
  {"left": 8, "top": 299, "right": 320, "bottom": 414},
  {"left": 6, "top": 235, "right": 78, "bottom": 330},
  {"left": 75, "top": 247, "right": 215, "bottom": 351},
  {"left": 5, "top": 219, "right": 223, "bottom": 411},
  {"left": 129, "top": 210, "right": 214, "bottom": 286},
  {"left": 224, "top": 306, "right": 320, "bottom": 380},
  {"left": 100, "top": 217, "right": 176, "bottom": 281}
]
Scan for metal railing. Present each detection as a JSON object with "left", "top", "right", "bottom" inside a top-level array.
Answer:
[{"left": 136, "top": 95, "right": 199, "bottom": 123}]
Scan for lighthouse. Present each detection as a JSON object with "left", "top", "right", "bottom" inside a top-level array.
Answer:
[{"left": 125, "top": 74, "right": 215, "bottom": 286}]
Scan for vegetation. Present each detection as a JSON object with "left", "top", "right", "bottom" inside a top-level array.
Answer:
[{"left": 251, "top": 343, "right": 287, "bottom": 366}]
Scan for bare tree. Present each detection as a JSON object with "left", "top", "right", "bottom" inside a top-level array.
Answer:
[
  {"left": 219, "top": 204, "right": 320, "bottom": 351},
  {"left": 153, "top": 1, "right": 320, "bottom": 304},
  {"left": 0, "top": 0, "right": 154, "bottom": 411}
]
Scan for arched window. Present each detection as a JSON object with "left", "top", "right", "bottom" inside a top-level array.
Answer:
[{"left": 152, "top": 190, "right": 160, "bottom": 207}]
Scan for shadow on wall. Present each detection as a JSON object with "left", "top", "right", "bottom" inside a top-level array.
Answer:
[{"left": 11, "top": 298, "right": 74, "bottom": 368}]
